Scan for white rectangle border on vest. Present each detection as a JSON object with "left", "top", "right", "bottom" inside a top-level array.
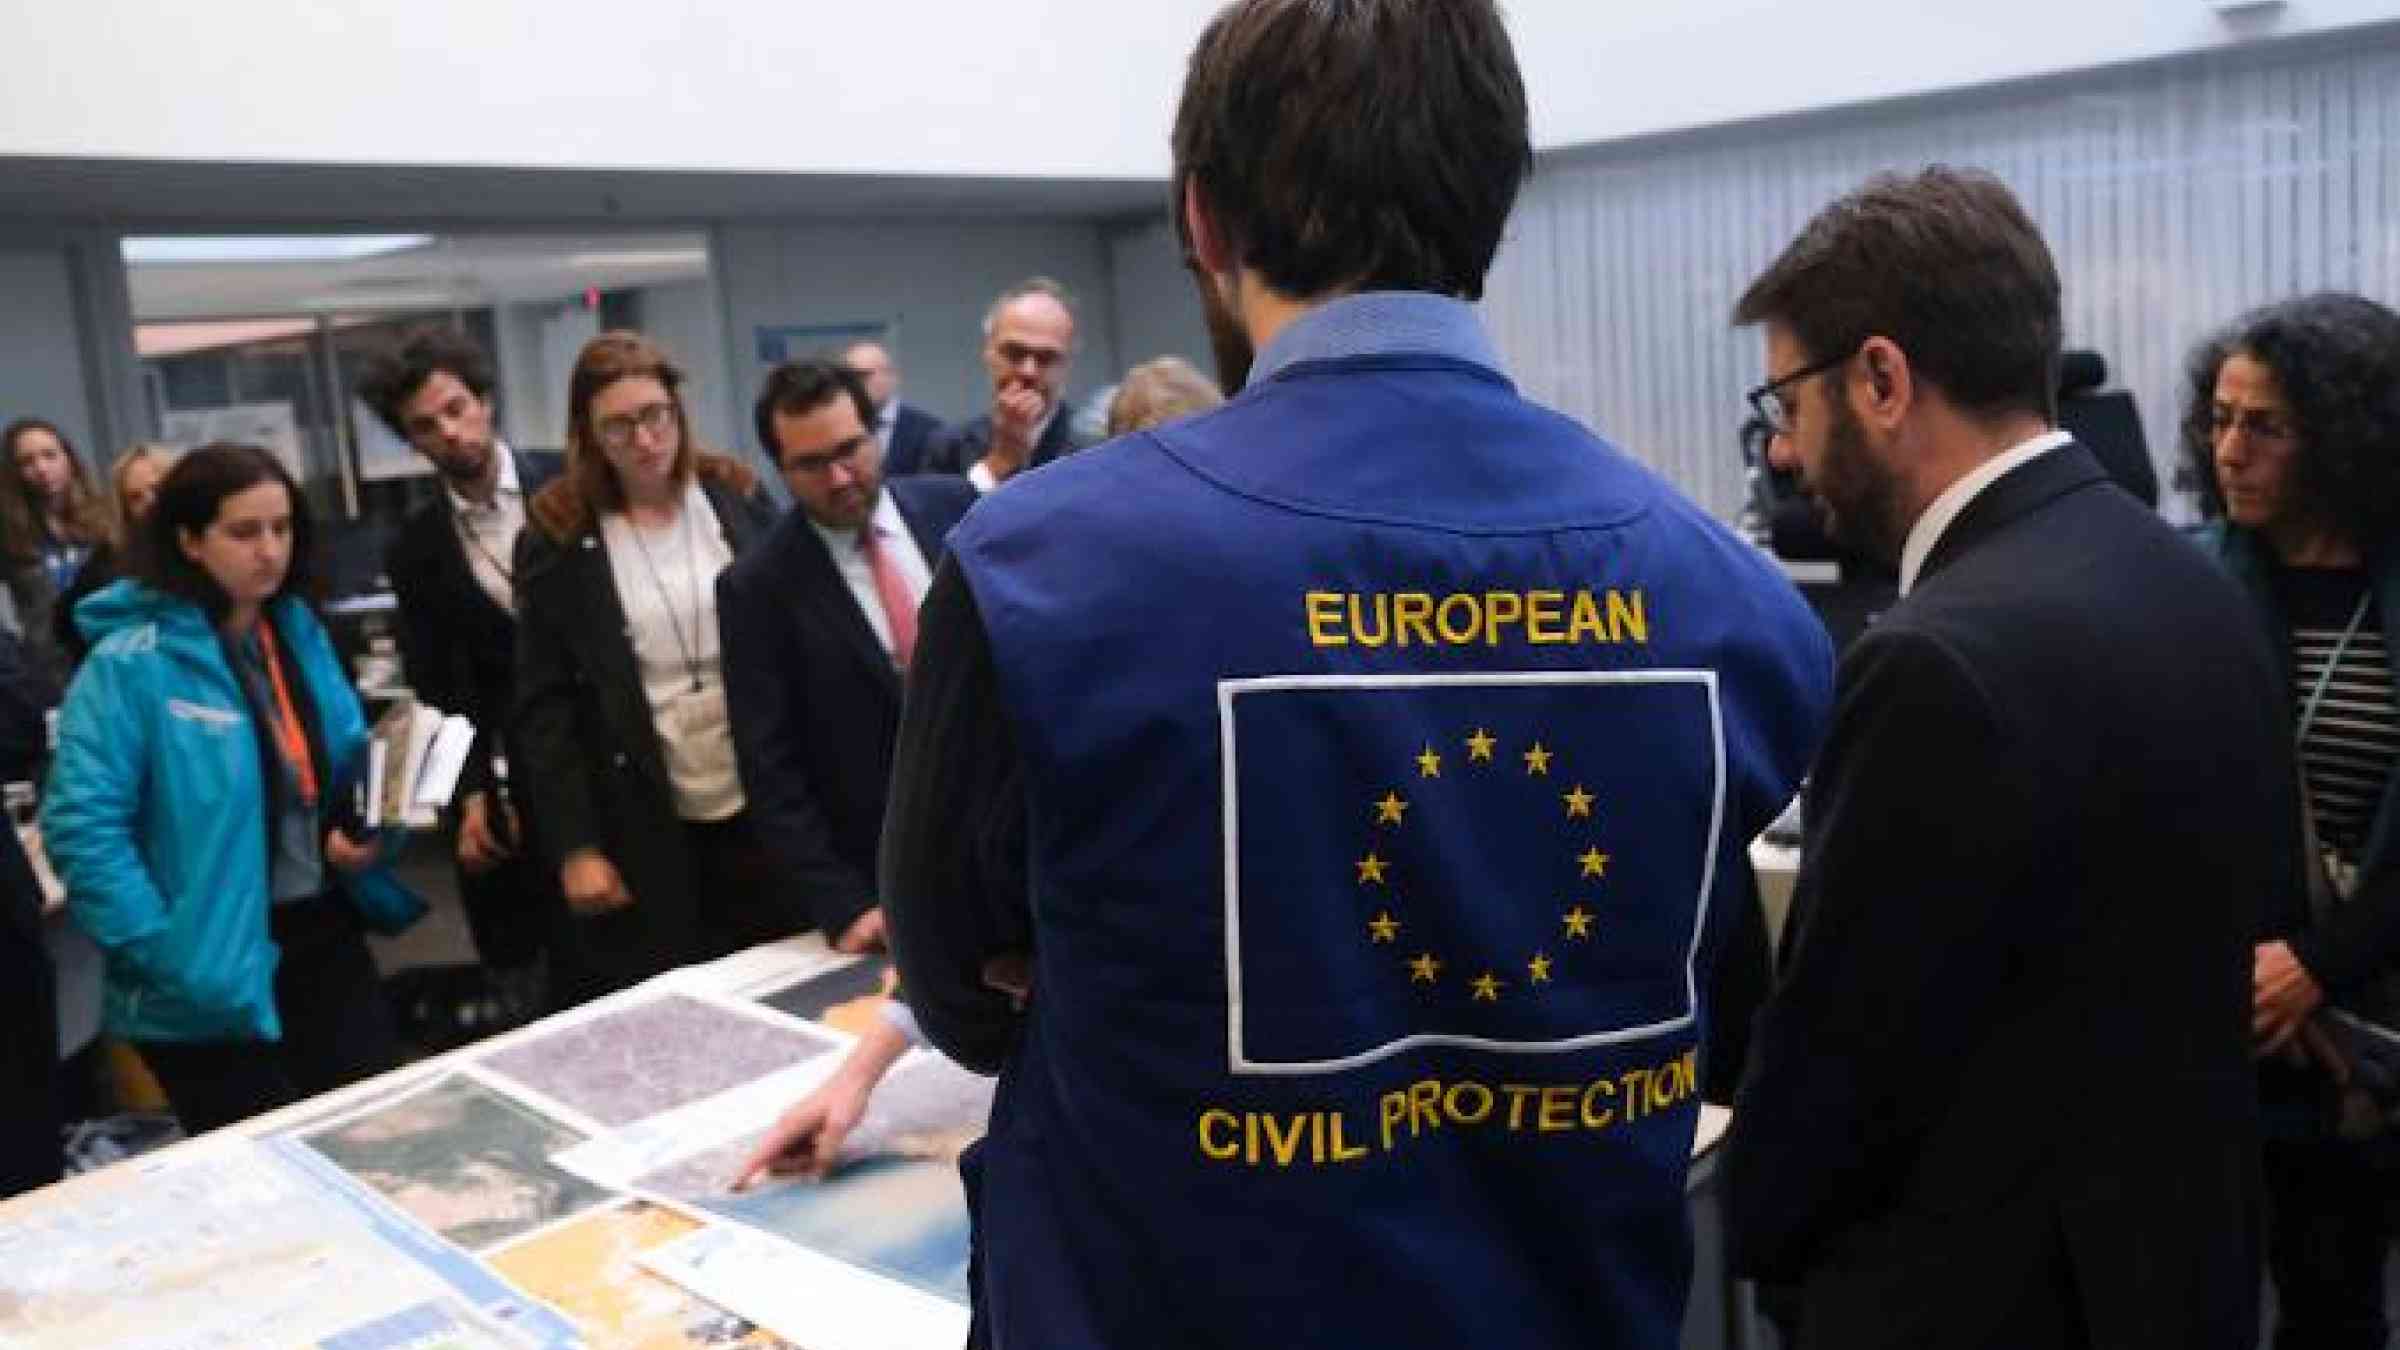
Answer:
[{"left": 1217, "top": 670, "right": 1728, "bottom": 1077}]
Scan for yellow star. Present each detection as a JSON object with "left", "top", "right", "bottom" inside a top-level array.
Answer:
[
  {"left": 1578, "top": 847, "right": 1611, "bottom": 879},
  {"left": 1562, "top": 784, "right": 1595, "bottom": 819},
  {"left": 1374, "top": 791, "right": 1409, "bottom": 826},
  {"left": 1562, "top": 906, "right": 1596, "bottom": 940},
  {"left": 1471, "top": 972, "right": 1503, "bottom": 1002},
  {"left": 1368, "top": 912, "right": 1400, "bottom": 943},
  {"left": 1409, "top": 953, "right": 1441, "bottom": 984},
  {"left": 1528, "top": 952, "right": 1554, "bottom": 984},
  {"left": 1465, "top": 728, "right": 1497, "bottom": 762},
  {"left": 1523, "top": 742, "right": 1553, "bottom": 776},
  {"left": 1416, "top": 745, "right": 1443, "bottom": 778},
  {"left": 1356, "top": 852, "right": 1390, "bottom": 885}
]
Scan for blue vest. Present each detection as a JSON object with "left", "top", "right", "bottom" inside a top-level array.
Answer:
[{"left": 948, "top": 353, "right": 1831, "bottom": 1348}]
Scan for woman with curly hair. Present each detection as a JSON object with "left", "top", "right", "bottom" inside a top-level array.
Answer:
[{"left": 2187, "top": 291, "right": 2400, "bottom": 1349}]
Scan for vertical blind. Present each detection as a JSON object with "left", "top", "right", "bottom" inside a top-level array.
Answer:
[{"left": 1481, "top": 33, "right": 2400, "bottom": 524}]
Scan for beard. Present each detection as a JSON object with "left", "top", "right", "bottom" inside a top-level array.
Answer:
[
  {"left": 1191, "top": 263, "right": 1254, "bottom": 395},
  {"left": 1808, "top": 399, "right": 1906, "bottom": 566},
  {"left": 432, "top": 439, "right": 495, "bottom": 488}
]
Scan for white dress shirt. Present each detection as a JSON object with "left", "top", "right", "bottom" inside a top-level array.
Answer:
[
  {"left": 809, "top": 489, "right": 934, "bottom": 658},
  {"left": 965, "top": 404, "right": 1060, "bottom": 495},
  {"left": 449, "top": 444, "right": 525, "bottom": 614},
  {"left": 601, "top": 482, "right": 744, "bottom": 822},
  {"left": 1897, "top": 430, "right": 2073, "bottom": 596}
]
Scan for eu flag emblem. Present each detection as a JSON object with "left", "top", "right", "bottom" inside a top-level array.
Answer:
[{"left": 1219, "top": 672, "right": 1726, "bottom": 1075}]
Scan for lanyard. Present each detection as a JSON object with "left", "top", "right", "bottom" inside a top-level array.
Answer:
[
  {"left": 2298, "top": 591, "right": 2374, "bottom": 746},
  {"left": 629, "top": 501, "right": 707, "bottom": 693},
  {"left": 253, "top": 620, "right": 319, "bottom": 809}
]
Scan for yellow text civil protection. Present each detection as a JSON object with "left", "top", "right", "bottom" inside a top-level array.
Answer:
[
  {"left": 1304, "top": 588, "right": 1650, "bottom": 649},
  {"left": 1195, "top": 1049, "right": 1698, "bottom": 1168}
]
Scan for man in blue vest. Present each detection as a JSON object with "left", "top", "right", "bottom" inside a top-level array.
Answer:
[{"left": 880, "top": 1, "right": 1834, "bottom": 1344}]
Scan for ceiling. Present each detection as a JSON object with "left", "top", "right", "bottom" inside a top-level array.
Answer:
[
  {"left": 0, "top": 158, "right": 1168, "bottom": 230},
  {"left": 124, "top": 230, "right": 713, "bottom": 320}
]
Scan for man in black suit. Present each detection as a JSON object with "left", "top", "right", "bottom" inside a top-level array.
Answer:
[
  {"left": 719, "top": 359, "right": 976, "bottom": 954},
  {"left": 1719, "top": 168, "right": 2297, "bottom": 1348},
  {"left": 839, "top": 338, "right": 946, "bottom": 477},
  {"left": 361, "top": 329, "right": 565, "bottom": 988},
  {"left": 918, "top": 277, "right": 1091, "bottom": 491}
]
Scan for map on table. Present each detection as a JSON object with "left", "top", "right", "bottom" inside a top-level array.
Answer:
[
  {"left": 0, "top": 1136, "right": 571, "bottom": 1350},
  {"left": 633, "top": 1053, "right": 992, "bottom": 1304},
  {"left": 481, "top": 994, "right": 841, "bottom": 1128},
  {"left": 483, "top": 1200, "right": 791, "bottom": 1350},
  {"left": 756, "top": 958, "right": 893, "bottom": 1036},
  {"left": 299, "top": 1073, "right": 614, "bottom": 1253}
]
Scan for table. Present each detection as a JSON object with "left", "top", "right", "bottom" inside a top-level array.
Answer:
[{"left": 3, "top": 938, "right": 1759, "bottom": 1350}]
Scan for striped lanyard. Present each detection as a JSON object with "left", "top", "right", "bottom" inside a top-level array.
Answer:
[{"left": 253, "top": 620, "right": 319, "bottom": 810}]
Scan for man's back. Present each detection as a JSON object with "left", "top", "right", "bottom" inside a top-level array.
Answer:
[
  {"left": 943, "top": 340, "right": 1830, "bottom": 1346},
  {"left": 1728, "top": 446, "right": 2287, "bottom": 1346}
]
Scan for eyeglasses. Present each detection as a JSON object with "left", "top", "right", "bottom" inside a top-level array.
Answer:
[
  {"left": 2209, "top": 406, "right": 2298, "bottom": 447},
  {"left": 593, "top": 402, "right": 678, "bottom": 451},
  {"left": 782, "top": 434, "right": 870, "bottom": 476},
  {"left": 993, "top": 341, "right": 1068, "bottom": 372},
  {"left": 1745, "top": 349, "right": 1856, "bottom": 435}
]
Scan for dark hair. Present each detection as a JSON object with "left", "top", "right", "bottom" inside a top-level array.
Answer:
[
  {"left": 2179, "top": 292, "right": 2400, "bottom": 547},
  {"left": 355, "top": 326, "right": 496, "bottom": 439},
  {"left": 1171, "top": 0, "right": 1530, "bottom": 301},
  {"left": 0, "top": 417, "right": 108, "bottom": 563},
  {"left": 134, "top": 442, "right": 318, "bottom": 619},
  {"left": 753, "top": 360, "right": 878, "bottom": 463},
  {"left": 1734, "top": 167, "right": 2062, "bottom": 423}
]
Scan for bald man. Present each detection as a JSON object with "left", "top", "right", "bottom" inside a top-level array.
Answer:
[
  {"left": 919, "top": 279, "right": 1093, "bottom": 492},
  {"left": 839, "top": 339, "right": 947, "bottom": 477}
]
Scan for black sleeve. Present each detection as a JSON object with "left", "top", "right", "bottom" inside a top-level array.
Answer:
[
  {"left": 1722, "top": 629, "right": 2049, "bottom": 1282},
  {"left": 0, "top": 629, "right": 48, "bottom": 782},
  {"left": 508, "top": 532, "right": 602, "bottom": 870},
  {"left": 717, "top": 567, "right": 877, "bottom": 940},
  {"left": 2292, "top": 867, "right": 2400, "bottom": 992},
  {"left": 881, "top": 557, "right": 1030, "bottom": 1074}
]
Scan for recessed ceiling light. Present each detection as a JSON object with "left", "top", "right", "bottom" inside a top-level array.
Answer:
[
  {"left": 121, "top": 235, "right": 436, "bottom": 266},
  {"left": 562, "top": 249, "right": 709, "bottom": 269}
]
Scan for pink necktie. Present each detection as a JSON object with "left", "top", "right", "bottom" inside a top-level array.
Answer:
[{"left": 860, "top": 526, "right": 918, "bottom": 669}]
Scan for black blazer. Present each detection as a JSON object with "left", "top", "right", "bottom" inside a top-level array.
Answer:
[
  {"left": 917, "top": 405, "right": 1086, "bottom": 480},
  {"left": 383, "top": 449, "right": 563, "bottom": 799},
  {"left": 510, "top": 457, "right": 783, "bottom": 998},
  {"left": 1722, "top": 444, "right": 2298, "bottom": 1349},
  {"left": 0, "top": 819, "right": 56, "bottom": 1197},
  {"left": 717, "top": 475, "right": 976, "bottom": 941},
  {"left": 884, "top": 403, "right": 946, "bottom": 478}
]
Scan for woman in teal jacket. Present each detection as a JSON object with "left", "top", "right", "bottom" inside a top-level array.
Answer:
[{"left": 43, "top": 442, "right": 423, "bottom": 1134}]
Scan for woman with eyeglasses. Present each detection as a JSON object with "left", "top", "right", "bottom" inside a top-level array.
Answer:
[
  {"left": 2187, "top": 292, "right": 2400, "bottom": 1350},
  {"left": 511, "top": 331, "right": 798, "bottom": 1005}
]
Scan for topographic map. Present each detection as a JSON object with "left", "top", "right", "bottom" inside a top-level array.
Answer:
[{"left": 481, "top": 995, "right": 840, "bottom": 1129}]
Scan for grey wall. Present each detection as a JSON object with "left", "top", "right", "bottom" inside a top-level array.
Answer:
[
  {"left": 0, "top": 240, "right": 101, "bottom": 454},
  {"left": 1105, "top": 214, "right": 1214, "bottom": 381},
  {"left": 630, "top": 277, "right": 737, "bottom": 455},
  {"left": 711, "top": 218, "right": 1123, "bottom": 478},
  {"left": 1483, "top": 30, "right": 2400, "bottom": 524}
]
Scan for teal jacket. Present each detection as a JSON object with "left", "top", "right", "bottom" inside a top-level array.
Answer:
[{"left": 42, "top": 582, "right": 423, "bottom": 1043}]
